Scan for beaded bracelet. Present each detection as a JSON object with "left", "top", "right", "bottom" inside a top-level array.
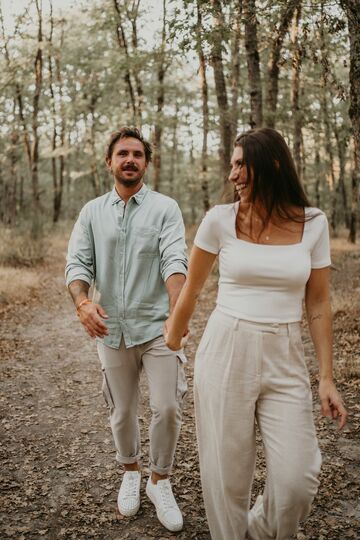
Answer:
[{"left": 76, "top": 298, "right": 92, "bottom": 315}]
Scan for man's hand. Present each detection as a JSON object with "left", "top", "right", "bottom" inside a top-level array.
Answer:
[
  {"left": 164, "top": 318, "right": 189, "bottom": 351},
  {"left": 319, "top": 379, "right": 348, "bottom": 430},
  {"left": 78, "top": 302, "right": 109, "bottom": 339}
]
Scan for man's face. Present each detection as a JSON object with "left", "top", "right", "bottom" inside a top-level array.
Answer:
[{"left": 106, "top": 137, "right": 148, "bottom": 187}]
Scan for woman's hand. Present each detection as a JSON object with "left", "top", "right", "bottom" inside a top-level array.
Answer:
[
  {"left": 164, "top": 317, "right": 189, "bottom": 351},
  {"left": 319, "top": 378, "right": 348, "bottom": 430}
]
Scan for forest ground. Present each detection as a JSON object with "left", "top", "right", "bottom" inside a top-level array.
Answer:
[{"left": 0, "top": 228, "right": 359, "bottom": 540}]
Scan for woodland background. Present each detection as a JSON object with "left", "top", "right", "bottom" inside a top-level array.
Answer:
[
  {"left": 1, "top": 2, "right": 359, "bottom": 539},
  {"left": 0, "top": 0, "right": 359, "bottom": 262}
]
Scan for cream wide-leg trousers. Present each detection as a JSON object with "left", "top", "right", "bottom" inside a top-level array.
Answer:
[{"left": 194, "top": 310, "right": 322, "bottom": 540}]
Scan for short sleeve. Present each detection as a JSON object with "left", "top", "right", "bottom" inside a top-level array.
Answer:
[
  {"left": 194, "top": 206, "right": 220, "bottom": 255},
  {"left": 310, "top": 214, "right": 331, "bottom": 268}
]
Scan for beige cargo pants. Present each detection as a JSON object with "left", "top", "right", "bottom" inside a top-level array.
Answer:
[
  {"left": 97, "top": 335, "right": 187, "bottom": 475},
  {"left": 194, "top": 310, "right": 322, "bottom": 540}
]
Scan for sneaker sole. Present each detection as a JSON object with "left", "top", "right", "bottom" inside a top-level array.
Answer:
[{"left": 145, "top": 483, "right": 183, "bottom": 532}]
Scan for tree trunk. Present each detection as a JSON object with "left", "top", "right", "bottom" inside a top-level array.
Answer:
[
  {"left": 30, "top": 0, "right": 43, "bottom": 237},
  {"left": 230, "top": 1, "right": 242, "bottom": 141},
  {"left": 340, "top": 0, "right": 360, "bottom": 243},
  {"left": 89, "top": 95, "right": 101, "bottom": 197},
  {"left": 314, "top": 142, "right": 321, "bottom": 208},
  {"left": 126, "top": 0, "right": 143, "bottom": 126},
  {"left": 319, "top": 3, "right": 338, "bottom": 234},
  {"left": 266, "top": 0, "right": 298, "bottom": 128},
  {"left": 210, "top": 0, "right": 232, "bottom": 187},
  {"left": 243, "top": 0, "right": 263, "bottom": 128},
  {"left": 168, "top": 102, "right": 178, "bottom": 197},
  {"left": 291, "top": 4, "right": 303, "bottom": 182},
  {"left": 8, "top": 130, "right": 19, "bottom": 224},
  {"left": 53, "top": 20, "right": 66, "bottom": 223},
  {"left": 48, "top": 1, "right": 60, "bottom": 224},
  {"left": 113, "top": 0, "right": 140, "bottom": 125},
  {"left": 152, "top": 0, "right": 167, "bottom": 192},
  {"left": 333, "top": 119, "right": 350, "bottom": 228},
  {"left": 196, "top": 0, "right": 210, "bottom": 212}
]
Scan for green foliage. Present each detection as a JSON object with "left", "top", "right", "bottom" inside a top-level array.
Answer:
[{"left": 0, "top": 0, "right": 355, "bottom": 229}]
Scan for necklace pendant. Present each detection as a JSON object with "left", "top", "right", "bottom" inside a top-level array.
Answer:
[{"left": 265, "top": 235, "right": 269, "bottom": 241}]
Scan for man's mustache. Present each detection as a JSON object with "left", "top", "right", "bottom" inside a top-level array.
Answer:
[{"left": 122, "top": 165, "right": 138, "bottom": 171}]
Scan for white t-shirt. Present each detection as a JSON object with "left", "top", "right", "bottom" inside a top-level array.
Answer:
[{"left": 194, "top": 203, "right": 331, "bottom": 323}]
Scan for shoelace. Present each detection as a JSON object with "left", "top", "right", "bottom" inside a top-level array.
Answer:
[
  {"left": 124, "top": 475, "right": 139, "bottom": 497},
  {"left": 158, "top": 482, "right": 177, "bottom": 511}
]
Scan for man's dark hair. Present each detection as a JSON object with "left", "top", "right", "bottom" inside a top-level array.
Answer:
[{"left": 106, "top": 127, "right": 152, "bottom": 163}]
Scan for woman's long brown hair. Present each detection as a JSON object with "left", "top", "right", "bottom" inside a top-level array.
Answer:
[{"left": 235, "top": 128, "right": 313, "bottom": 219}]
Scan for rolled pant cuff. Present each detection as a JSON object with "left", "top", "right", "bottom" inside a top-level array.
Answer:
[
  {"left": 116, "top": 452, "right": 141, "bottom": 465},
  {"left": 149, "top": 462, "right": 172, "bottom": 475}
]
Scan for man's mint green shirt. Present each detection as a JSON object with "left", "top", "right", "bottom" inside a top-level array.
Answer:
[{"left": 65, "top": 184, "right": 187, "bottom": 349}]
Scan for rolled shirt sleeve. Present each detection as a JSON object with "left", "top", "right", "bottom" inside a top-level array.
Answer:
[
  {"left": 159, "top": 201, "right": 188, "bottom": 282},
  {"left": 65, "top": 207, "right": 95, "bottom": 287}
]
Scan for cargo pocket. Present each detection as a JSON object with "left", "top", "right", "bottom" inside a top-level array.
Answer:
[
  {"left": 101, "top": 368, "right": 115, "bottom": 411},
  {"left": 176, "top": 355, "right": 188, "bottom": 402}
]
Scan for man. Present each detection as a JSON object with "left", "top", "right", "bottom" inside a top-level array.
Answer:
[{"left": 65, "top": 127, "right": 188, "bottom": 532}]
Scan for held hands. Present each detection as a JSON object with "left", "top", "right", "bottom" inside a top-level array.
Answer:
[
  {"left": 164, "top": 318, "right": 189, "bottom": 351},
  {"left": 319, "top": 378, "right": 348, "bottom": 430},
  {"left": 77, "top": 301, "right": 109, "bottom": 338}
]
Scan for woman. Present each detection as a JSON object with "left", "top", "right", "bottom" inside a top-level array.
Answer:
[{"left": 165, "top": 128, "right": 347, "bottom": 540}]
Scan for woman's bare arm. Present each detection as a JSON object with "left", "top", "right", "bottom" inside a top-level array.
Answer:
[
  {"left": 165, "top": 246, "right": 217, "bottom": 350},
  {"left": 305, "top": 267, "right": 348, "bottom": 429}
]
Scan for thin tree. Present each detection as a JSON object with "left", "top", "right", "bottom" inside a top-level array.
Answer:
[
  {"left": 339, "top": 0, "right": 359, "bottom": 243},
  {"left": 266, "top": 0, "right": 299, "bottom": 128},
  {"left": 210, "top": 0, "right": 232, "bottom": 186},
  {"left": 243, "top": 0, "right": 263, "bottom": 128},
  {"left": 196, "top": 0, "right": 210, "bottom": 212},
  {"left": 319, "top": 3, "right": 338, "bottom": 234},
  {"left": 230, "top": 0, "right": 242, "bottom": 141},
  {"left": 113, "top": 0, "right": 141, "bottom": 125},
  {"left": 291, "top": 3, "right": 303, "bottom": 182},
  {"left": 30, "top": 0, "right": 44, "bottom": 236},
  {"left": 152, "top": 0, "right": 168, "bottom": 192}
]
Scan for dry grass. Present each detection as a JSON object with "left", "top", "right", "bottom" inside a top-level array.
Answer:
[
  {"left": 0, "top": 227, "right": 47, "bottom": 268},
  {"left": 330, "top": 228, "right": 360, "bottom": 252},
  {"left": 0, "top": 266, "right": 43, "bottom": 305},
  {"left": 0, "top": 222, "right": 73, "bottom": 307}
]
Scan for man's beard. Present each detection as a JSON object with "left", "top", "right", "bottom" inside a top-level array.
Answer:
[{"left": 115, "top": 170, "right": 144, "bottom": 187}]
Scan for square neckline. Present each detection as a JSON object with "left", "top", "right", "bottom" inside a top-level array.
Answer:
[{"left": 232, "top": 202, "right": 308, "bottom": 247}]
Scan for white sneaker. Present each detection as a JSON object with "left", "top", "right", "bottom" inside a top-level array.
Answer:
[
  {"left": 146, "top": 477, "right": 183, "bottom": 532},
  {"left": 117, "top": 471, "right": 141, "bottom": 517}
]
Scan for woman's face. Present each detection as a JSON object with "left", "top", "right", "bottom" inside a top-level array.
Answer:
[{"left": 229, "top": 146, "right": 252, "bottom": 203}]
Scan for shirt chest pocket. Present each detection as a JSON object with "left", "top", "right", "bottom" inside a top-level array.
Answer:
[{"left": 133, "top": 226, "right": 160, "bottom": 258}]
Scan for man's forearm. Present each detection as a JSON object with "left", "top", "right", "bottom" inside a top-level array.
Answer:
[
  {"left": 165, "top": 273, "right": 186, "bottom": 313},
  {"left": 68, "top": 280, "right": 90, "bottom": 308}
]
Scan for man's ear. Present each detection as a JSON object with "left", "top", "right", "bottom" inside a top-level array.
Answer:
[{"left": 105, "top": 157, "right": 112, "bottom": 171}]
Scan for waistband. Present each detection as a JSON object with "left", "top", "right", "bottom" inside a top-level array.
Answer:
[{"left": 213, "top": 308, "right": 301, "bottom": 336}]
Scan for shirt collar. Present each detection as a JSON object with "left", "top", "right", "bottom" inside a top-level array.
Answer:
[{"left": 111, "top": 183, "right": 148, "bottom": 206}]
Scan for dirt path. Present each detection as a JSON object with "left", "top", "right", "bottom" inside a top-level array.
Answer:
[{"left": 1, "top": 247, "right": 359, "bottom": 539}]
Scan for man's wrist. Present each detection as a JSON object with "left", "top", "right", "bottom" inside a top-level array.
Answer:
[{"left": 76, "top": 298, "right": 92, "bottom": 312}]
